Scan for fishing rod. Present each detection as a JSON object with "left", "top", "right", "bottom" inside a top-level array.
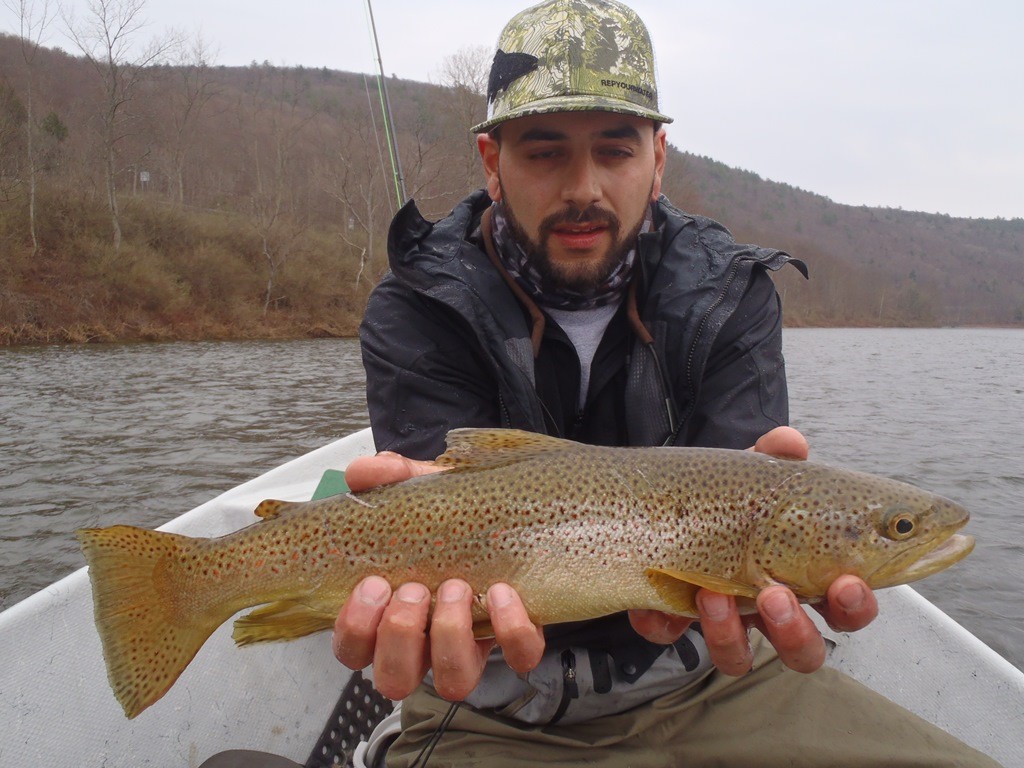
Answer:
[{"left": 365, "top": 0, "right": 407, "bottom": 209}]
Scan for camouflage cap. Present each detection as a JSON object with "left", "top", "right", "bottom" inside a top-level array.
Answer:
[{"left": 472, "top": 0, "right": 672, "bottom": 133}]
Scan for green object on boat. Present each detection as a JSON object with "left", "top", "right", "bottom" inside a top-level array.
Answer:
[{"left": 311, "top": 469, "right": 349, "bottom": 501}]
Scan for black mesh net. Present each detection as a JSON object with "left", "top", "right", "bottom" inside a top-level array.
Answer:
[{"left": 304, "top": 671, "right": 395, "bottom": 768}]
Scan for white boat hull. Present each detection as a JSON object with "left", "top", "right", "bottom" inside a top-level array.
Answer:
[{"left": 1, "top": 428, "right": 1021, "bottom": 767}]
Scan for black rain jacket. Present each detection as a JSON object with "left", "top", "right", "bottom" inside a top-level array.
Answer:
[{"left": 361, "top": 189, "right": 805, "bottom": 458}]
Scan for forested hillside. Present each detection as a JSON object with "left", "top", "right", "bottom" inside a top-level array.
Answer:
[{"left": 1, "top": 29, "right": 1021, "bottom": 344}]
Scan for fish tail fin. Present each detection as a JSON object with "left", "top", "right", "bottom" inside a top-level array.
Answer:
[{"left": 77, "top": 525, "right": 226, "bottom": 719}]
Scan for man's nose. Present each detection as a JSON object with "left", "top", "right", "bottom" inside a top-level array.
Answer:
[{"left": 561, "top": 155, "right": 601, "bottom": 209}]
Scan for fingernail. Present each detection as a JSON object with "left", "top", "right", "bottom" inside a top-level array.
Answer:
[
  {"left": 357, "top": 576, "right": 390, "bottom": 606},
  {"left": 698, "top": 592, "right": 732, "bottom": 622},
  {"left": 439, "top": 581, "right": 467, "bottom": 603},
  {"left": 836, "top": 581, "right": 866, "bottom": 612},
  {"left": 396, "top": 583, "right": 428, "bottom": 604},
  {"left": 762, "top": 590, "right": 796, "bottom": 624},
  {"left": 488, "top": 583, "right": 514, "bottom": 609}
]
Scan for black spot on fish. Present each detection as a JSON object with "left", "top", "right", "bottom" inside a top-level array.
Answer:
[{"left": 487, "top": 50, "right": 540, "bottom": 104}]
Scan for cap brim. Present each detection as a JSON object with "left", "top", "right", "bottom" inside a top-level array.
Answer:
[{"left": 471, "top": 94, "right": 673, "bottom": 134}]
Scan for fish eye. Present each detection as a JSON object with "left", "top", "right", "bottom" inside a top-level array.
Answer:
[{"left": 884, "top": 509, "right": 918, "bottom": 540}]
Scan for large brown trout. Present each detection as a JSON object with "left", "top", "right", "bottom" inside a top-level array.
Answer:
[{"left": 78, "top": 429, "right": 974, "bottom": 718}]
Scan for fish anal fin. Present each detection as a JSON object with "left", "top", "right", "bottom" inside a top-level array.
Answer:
[
  {"left": 472, "top": 620, "right": 496, "bottom": 639},
  {"left": 253, "top": 499, "right": 304, "bottom": 519},
  {"left": 436, "top": 428, "right": 575, "bottom": 470},
  {"left": 232, "top": 601, "right": 336, "bottom": 645}
]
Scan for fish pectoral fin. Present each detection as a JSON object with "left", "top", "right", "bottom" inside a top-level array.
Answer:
[
  {"left": 232, "top": 601, "right": 336, "bottom": 645},
  {"left": 645, "top": 568, "right": 759, "bottom": 615},
  {"left": 436, "top": 428, "right": 574, "bottom": 470},
  {"left": 645, "top": 569, "right": 700, "bottom": 615},
  {"left": 252, "top": 499, "right": 305, "bottom": 519}
]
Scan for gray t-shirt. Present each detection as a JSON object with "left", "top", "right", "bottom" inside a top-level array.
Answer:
[{"left": 545, "top": 301, "right": 621, "bottom": 409}]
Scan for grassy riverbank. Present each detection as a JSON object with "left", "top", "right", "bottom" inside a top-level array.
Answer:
[{"left": 0, "top": 191, "right": 372, "bottom": 345}]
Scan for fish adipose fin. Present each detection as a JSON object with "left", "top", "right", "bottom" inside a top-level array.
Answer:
[
  {"left": 232, "top": 601, "right": 337, "bottom": 645},
  {"left": 76, "top": 525, "right": 230, "bottom": 720},
  {"left": 253, "top": 499, "right": 304, "bottom": 519},
  {"left": 437, "top": 428, "right": 576, "bottom": 471},
  {"left": 646, "top": 568, "right": 759, "bottom": 615}
]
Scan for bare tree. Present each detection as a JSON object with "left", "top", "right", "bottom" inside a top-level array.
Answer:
[
  {"left": 437, "top": 44, "right": 490, "bottom": 98},
  {"left": 322, "top": 116, "right": 390, "bottom": 286},
  {"left": 64, "top": 0, "right": 179, "bottom": 249},
  {"left": 4, "top": 0, "right": 56, "bottom": 254},
  {"left": 164, "top": 31, "right": 217, "bottom": 205},
  {"left": 238, "top": 65, "right": 318, "bottom": 314},
  {"left": 0, "top": 83, "right": 27, "bottom": 202},
  {"left": 436, "top": 44, "right": 490, "bottom": 185}
]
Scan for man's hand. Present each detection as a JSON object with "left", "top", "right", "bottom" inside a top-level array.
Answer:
[
  {"left": 333, "top": 452, "right": 545, "bottom": 701},
  {"left": 629, "top": 426, "right": 879, "bottom": 675}
]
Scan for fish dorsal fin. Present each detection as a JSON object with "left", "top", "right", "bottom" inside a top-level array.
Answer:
[
  {"left": 435, "top": 428, "right": 574, "bottom": 471},
  {"left": 646, "top": 568, "right": 760, "bottom": 616},
  {"left": 253, "top": 499, "right": 304, "bottom": 519}
]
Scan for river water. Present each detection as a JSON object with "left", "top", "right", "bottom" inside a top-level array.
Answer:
[{"left": 1, "top": 330, "right": 1021, "bottom": 671}]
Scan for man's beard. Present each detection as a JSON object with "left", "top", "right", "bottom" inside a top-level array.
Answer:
[{"left": 499, "top": 183, "right": 649, "bottom": 295}]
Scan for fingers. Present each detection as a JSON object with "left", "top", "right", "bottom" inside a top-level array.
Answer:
[
  {"left": 696, "top": 591, "right": 753, "bottom": 676},
  {"left": 755, "top": 587, "right": 826, "bottom": 673},
  {"left": 628, "top": 609, "right": 693, "bottom": 644},
  {"left": 345, "top": 451, "right": 443, "bottom": 492},
  {"left": 487, "top": 583, "right": 545, "bottom": 675},
  {"left": 750, "top": 426, "right": 809, "bottom": 461},
  {"left": 334, "top": 578, "right": 543, "bottom": 703},
  {"left": 371, "top": 582, "right": 432, "bottom": 700},
  {"left": 697, "top": 586, "right": 828, "bottom": 675},
  {"left": 815, "top": 575, "right": 878, "bottom": 633},
  {"left": 333, "top": 577, "right": 433, "bottom": 701},
  {"left": 430, "top": 580, "right": 494, "bottom": 701},
  {"left": 333, "top": 576, "right": 392, "bottom": 670}
]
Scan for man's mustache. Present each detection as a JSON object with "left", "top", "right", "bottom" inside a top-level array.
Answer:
[{"left": 540, "top": 205, "right": 620, "bottom": 232}]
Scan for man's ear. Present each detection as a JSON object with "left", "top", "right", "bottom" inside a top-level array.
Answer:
[
  {"left": 477, "top": 133, "right": 502, "bottom": 202},
  {"left": 651, "top": 127, "right": 667, "bottom": 202}
]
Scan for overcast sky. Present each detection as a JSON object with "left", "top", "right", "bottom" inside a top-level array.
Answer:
[{"left": 9, "top": 0, "right": 1022, "bottom": 220}]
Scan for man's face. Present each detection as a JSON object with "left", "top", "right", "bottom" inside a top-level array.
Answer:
[{"left": 478, "top": 111, "right": 667, "bottom": 294}]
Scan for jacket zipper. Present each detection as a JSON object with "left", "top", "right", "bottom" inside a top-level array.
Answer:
[
  {"left": 550, "top": 649, "right": 579, "bottom": 724},
  {"left": 497, "top": 392, "right": 512, "bottom": 428}
]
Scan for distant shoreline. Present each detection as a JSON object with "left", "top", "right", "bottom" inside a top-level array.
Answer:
[
  {"left": 4, "top": 320, "right": 1020, "bottom": 348},
  {"left": 0, "top": 319, "right": 358, "bottom": 347}
]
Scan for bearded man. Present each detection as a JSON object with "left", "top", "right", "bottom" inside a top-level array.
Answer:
[{"left": 330, "top": 2, "right": 1003, "bottom": 767}]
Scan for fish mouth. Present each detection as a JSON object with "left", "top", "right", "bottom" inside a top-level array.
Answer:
[{"left": 869, "top": 532, "right": 975, "bottom": 589}]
